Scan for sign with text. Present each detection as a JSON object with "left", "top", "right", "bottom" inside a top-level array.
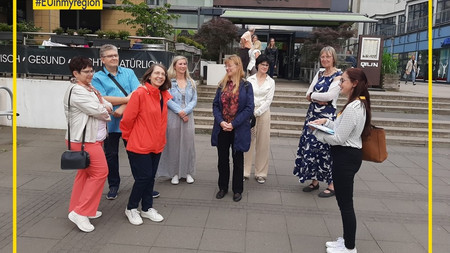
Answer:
[
  {"left": 357, "top": 35, "right": 383, "bottom": 88},
  {"left": 0, "top": 45, "right": 174, "bottom": 78},
  {"left": 213, "top": 0, "right": 331, "bottom": 9}
]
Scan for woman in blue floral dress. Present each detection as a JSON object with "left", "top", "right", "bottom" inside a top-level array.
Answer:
[{"left": 293, "top": 46, "right": 342, "bottom": 198}]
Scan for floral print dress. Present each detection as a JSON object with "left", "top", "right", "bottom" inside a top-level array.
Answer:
[{"left": 293, "top": 70, "right": 342, "bottom": 184}]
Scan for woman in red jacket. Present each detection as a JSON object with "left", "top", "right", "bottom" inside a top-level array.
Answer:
[{"left": 120, "top": 64, "right": 172, "bottom": 226}]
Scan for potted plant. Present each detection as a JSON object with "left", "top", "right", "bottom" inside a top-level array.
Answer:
[
  {"left": 91, "top": 30, "right": 130, "bottom": 48},
  {"left": 381, "top": 52, "right": 400, "bottom": 91}
]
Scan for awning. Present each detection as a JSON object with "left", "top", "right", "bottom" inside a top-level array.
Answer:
[
  {"left": 221, "top": 9, "right": 378, "bottom": 26},
  {"left": 442, "top": 38, "right": 450, "bottom": 47}
]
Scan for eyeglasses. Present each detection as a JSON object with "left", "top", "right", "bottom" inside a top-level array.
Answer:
[
  {"left": 340, "top": 78, "right": 348, "bottom": 84},
  {"left": 80, "top": 70, "right": 95, "bottom": 75},
  {"left": 225, "top": 65, "right": 236, "bottom": 69},
  {"left": 259, "top": 63, "right": 269, "bottom": 67},
  {"left": 320, "top": 55, "right": 333, "bottom": 60},
  {"left": 102, "top": 54, "right": 119, "bottom": 59}
]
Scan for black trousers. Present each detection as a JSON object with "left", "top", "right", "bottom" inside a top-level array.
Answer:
[
  {"left": 217, "top": 130, "right": 244, "bottom": 194},
  {"left": 104, "top": 132, "right": 127, "bottom": 189},
  {"left": 240, "top": 48, "right": 250, "bottom": 73},
  {"left": 126, "top": 151, "right": 161, "bottom": 211},
  {"left": 331, "top": 145, "right": 362, "bottom": 250}
]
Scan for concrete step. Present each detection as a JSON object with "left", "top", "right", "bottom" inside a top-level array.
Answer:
[
  {"left": 194, "top": 125, "right": 450, "bottom": 148},
  {"left": 196, "top": 97, "right": 450, "bottom": 115}
]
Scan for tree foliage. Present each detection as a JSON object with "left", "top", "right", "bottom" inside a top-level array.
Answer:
[
  {"left": 114, "top": 0, "right": 180, "bottom": 38},
  {"left": 301, "top": 24, "right": 356, "bottom": 66},
  {"left": 194, "top": 18, "right": 238, "bottom": 61}
]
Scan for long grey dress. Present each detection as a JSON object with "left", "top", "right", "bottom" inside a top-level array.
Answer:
[{"left": 156, "top": 79, "right": 197, "bottom": 179}]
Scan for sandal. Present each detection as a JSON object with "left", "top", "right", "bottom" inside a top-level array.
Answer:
[
  {"left": 318, "top": 188, "right": 335, "bottom": 198},
  {"left": 302, "top": 183, "right": 319, "bottom": 192}
]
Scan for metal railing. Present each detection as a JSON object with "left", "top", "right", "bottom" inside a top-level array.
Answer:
[
  {"left": 406, "top": 16, "right": 428, "bottom": 33},
  {"left": 0, "top": 87, "right": 19, "bottom": 120}
]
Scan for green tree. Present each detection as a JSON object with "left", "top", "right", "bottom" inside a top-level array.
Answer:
[
  {"left": 300, "top": 24, "right": 356, "bottom": 67},
  {"left": 114, "top": 0, "right": 180, "bottom": 38},
  {"left": 194, "top": 18, "right": 238, "bottom": 61}
]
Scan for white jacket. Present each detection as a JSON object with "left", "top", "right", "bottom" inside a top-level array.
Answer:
[{"left": 63, "top": 83, "right": 112, "bottom": 143}]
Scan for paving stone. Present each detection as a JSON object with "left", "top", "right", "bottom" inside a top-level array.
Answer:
[
  {"left": 205, "top": 209, "right": 246, "bottom": 231},
  {"left": 199, "top": 228, "right": 245, "bottom": 252},
  {"left": 154, "top": 226, "right": 203, "bottom": 249},
  {"left": 247, "top": 213, "right": 287, "bottom": 233},
  {"left": 165, "top": 206, "right": 209, "bottom": 227},
  {"left": 378, "top": 241, "right": 426, "bottom": 253}
]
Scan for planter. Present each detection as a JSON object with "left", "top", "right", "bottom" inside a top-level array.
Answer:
[
  {"left": 90, "top": 38, "right": 130, "bottom": 48},
  {"left": 140, "top": 43, "right": 165, "bottom": 51},
  {"left": 51, "top": 35, "right": 86, "bottom": 45},
  {"left": 175, "top": 43, "right": 188, "bottom": 51},
  {"left": 382, "top": 74, "right": 400, "bottom": 91},
  {"left": 0, "top": 32, "right": 24, "bottom": 42}
]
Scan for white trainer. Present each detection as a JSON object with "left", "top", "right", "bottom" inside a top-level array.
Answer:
[
  {"left": 186, "top": 174, "right": 195, "bottom": 184},
  {"left": 326, "top": 237, "right": 345, "bottom": 248},
  {"left": 141, "top": 208, "right": 164, "bottom": 222},
  {"left": 171, "top": 175, "right": 179, "bottom": 185},
  {"left": 125, "top": 208, "right": 143, "bottom": 225},
  {"left": 88, "top": 211, "right": 102, "bottom": 219},
  {"left": 68, "top": 211, "right": 95, "bottom": 232},
  {"left": 326, "top": 246, "right": 357, "bottom": 253}
]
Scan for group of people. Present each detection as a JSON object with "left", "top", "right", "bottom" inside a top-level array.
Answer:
[
  {"left": 240, "top": 28, "right": 278, "bottom": 78},
  {"left": 64, "top": 42, "right": 371, "bottom": 253},
  {"left": 64, "top": 44, "right": 198, "bottom": 230}
]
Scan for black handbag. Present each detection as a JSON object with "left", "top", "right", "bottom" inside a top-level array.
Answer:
[
  {"left": 250, "top": 115, "right": 256, "bottom": 128},
  {"left": 61, "top": 86, "right": 90, "bottom": 170}
]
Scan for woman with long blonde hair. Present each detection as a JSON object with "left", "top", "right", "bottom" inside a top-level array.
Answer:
[
  {"left": 211, "top": 55, "right": 254, "bottom": 202},
  {"left": 157, "top": 56, "right": 197, "bottom": 185}
]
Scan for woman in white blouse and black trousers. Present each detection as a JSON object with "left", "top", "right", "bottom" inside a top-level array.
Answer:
[{"left": 309, "top": 68, "right": 372, "bottom": 253}]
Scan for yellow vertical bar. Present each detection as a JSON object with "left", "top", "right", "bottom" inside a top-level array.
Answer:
[
  {"left": 427, "top": 0, "right": 433, "bottom": 253},
  {"left": 12, "top": 0, "right": 18, "bottom": 252}
]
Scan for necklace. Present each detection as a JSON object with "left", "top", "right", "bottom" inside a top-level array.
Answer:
[{"left": 323, "top": 68, "right": 336, "bottom": 76}]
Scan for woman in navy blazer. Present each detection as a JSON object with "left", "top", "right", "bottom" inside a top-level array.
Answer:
[{"left": 211, "top": 55, "right": 254, "bottom": 202}]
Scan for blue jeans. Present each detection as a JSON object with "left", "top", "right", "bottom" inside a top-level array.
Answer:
[
  {"left": 104, "top": 132, "right": 127, "bottom": 189},
  {"left": 126, "top": 151, "right": 161, "bottom": 212},
  {"left": 268, "top": 62, "right": 275, "bottom": 78}
]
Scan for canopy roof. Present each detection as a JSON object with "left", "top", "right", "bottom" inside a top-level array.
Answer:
[{"left": 221, "top": 9, "right": 377, "bottom": 26}]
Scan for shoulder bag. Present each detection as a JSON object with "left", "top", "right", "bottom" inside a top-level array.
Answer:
[
  {"left": 244, "top": 81, "right": 256, "bottom": 128},
  {"left": 362, "top": 125, "right": 388, "bottom": 163},
  {"left": 61, "top": 86, "right": 90, "bottom": 170},
  {"left": 102, "top": 68, "right": 128, "bottom": 96}
]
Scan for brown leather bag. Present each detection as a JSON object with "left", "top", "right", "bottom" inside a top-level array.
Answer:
[{"left": 362, "top": 125, "right": 388, "bottom": 163}]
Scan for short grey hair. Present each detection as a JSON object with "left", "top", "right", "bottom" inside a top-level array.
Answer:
[
  {"left": 99, "top": 44, "right": 118, "bottom": 57},
  {"left": 320, "top": 46, "right": 338, "bottom": 67}
]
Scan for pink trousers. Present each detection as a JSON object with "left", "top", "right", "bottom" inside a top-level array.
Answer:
[{"left": 67, "top": 141, "right": 108, "bottom": 217}]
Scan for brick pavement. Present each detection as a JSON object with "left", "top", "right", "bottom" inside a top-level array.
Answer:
[{"left": 0, "top": 125, "right": 449, "bottom": 253}]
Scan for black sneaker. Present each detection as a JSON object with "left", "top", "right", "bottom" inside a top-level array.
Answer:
[
  {"left": 106, "top": 187, "right": 118, "bottom": 200},
  {"left": 152, "top": 191, "right": 160, "bottom": 198}
]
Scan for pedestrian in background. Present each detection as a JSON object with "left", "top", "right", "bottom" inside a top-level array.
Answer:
[
  {"left": 293, "top": 46, "right": 342, "bottom": 198},
  {"left": 212, "top": 55, "right": 254, "bottom": 202},
  {"left": 157, "top": 56, "right": 197, "bottom": 185},
  {"left": 405, "top": 54, "right": 418, "bottom": 85},
  {"left": 309, "top": 68, "right": 372, "bottom": 253},
  {"left": 239, "top": 27, "right": 255, "bottom": 73},
  {"left": 65, "top": 56, "right": 112, "bottom": 232},
  {"left": 247, "top": 35, "right": 262, "bottom": 76},
  {"left": 244, "top": 55, "right": 275, "bottom": 184},
  {"left": 120, "top": 64, "right": 172, "bottom": 225},
  {"left": 264, "top": 37, "right": 278, "bottom": 78}
]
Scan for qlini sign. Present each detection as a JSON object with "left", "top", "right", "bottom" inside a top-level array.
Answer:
[{"left": 357, "top": 35, "right": 384, "bottom": 88}]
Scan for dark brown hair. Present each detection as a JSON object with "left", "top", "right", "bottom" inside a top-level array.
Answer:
[
  {"left": 69, "top": 56, "right": 93, "bottom": 74},
  {"left": 340, "top": 68, "right": 372, "bottom": 139},
  {"left": 141, "top": 63, "right": 171, "bottom": 91}
]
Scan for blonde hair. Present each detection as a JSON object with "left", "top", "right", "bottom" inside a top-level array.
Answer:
[
  {"left": 252, "top": 40, "right": 262, "bottom": 51},
  {"left": 219, "top": 55, "right": 245, "bottom": 94},
  {"left": 167, "top": 55, "right": 196, "bottom": 88},
  {"left": 320, "top": 46, "right": 338, "bottom": 67}
]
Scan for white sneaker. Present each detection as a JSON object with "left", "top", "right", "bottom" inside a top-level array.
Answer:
[
  {"left": 125, "top": 208, "right": 143, "bottom": 225},
  {"left": 87, "top": 211, "right": 102, "bottom": 219},
  {"left": 141, "top": 208, "right": 164, "bottom": 222},
  {"left": 326, "top": 246, "right": 357, "bottom": 253},
  {"left": 256, "top": 176, "right": 266, "bottom": 184},
  {"left": 326, "top": 237, "right": 344, "bottom": 248},
  {"left": 186, "top": 174, "right": 195, "bottom": 184},
  {"left": 68, "top": 211, "right": 95, "bottom": 232},
  {"left": 171, "top": 175, "right": 179, "bottom": 185}
]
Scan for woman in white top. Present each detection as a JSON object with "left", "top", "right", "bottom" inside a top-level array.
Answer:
[
  {"left": 244, "top": 55, "right": 275, "bottom": 183},
  {"left": 247, "top": 35, "right": 261, "bottom": 76},
  {"left": 64, "top": 56, "right": 113, "bottom": 232},
  {"left": 310, "top": 68, "right": 372, "bottom": 253}
]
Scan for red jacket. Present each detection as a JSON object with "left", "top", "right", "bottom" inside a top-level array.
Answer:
[{"left": 120, "top": 82, "right": 172, "bottom": 154}]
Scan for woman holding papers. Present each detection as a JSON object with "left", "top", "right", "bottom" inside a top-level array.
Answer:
[
  {"left": 293, "top": 46, "right": 342, "bottom": 197},
  {"left": 309, "top": 68, "right": 372, "bottom": 253}
]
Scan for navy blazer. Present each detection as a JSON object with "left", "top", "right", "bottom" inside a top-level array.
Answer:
[{"left": 211, "top": 79, "right": 255, "bottom": 152}]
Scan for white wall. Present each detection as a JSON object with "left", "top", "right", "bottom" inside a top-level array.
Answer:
[
  {"left": 0, "top": 78, "right": 69, "bottom": 129},
  {"left": 206, "top": 64, "right": 226, "bottom": 85}
]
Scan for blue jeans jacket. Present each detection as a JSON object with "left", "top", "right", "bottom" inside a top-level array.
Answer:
[{"left": 167, "top": 79, "right": 197, "bottom": 115}]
